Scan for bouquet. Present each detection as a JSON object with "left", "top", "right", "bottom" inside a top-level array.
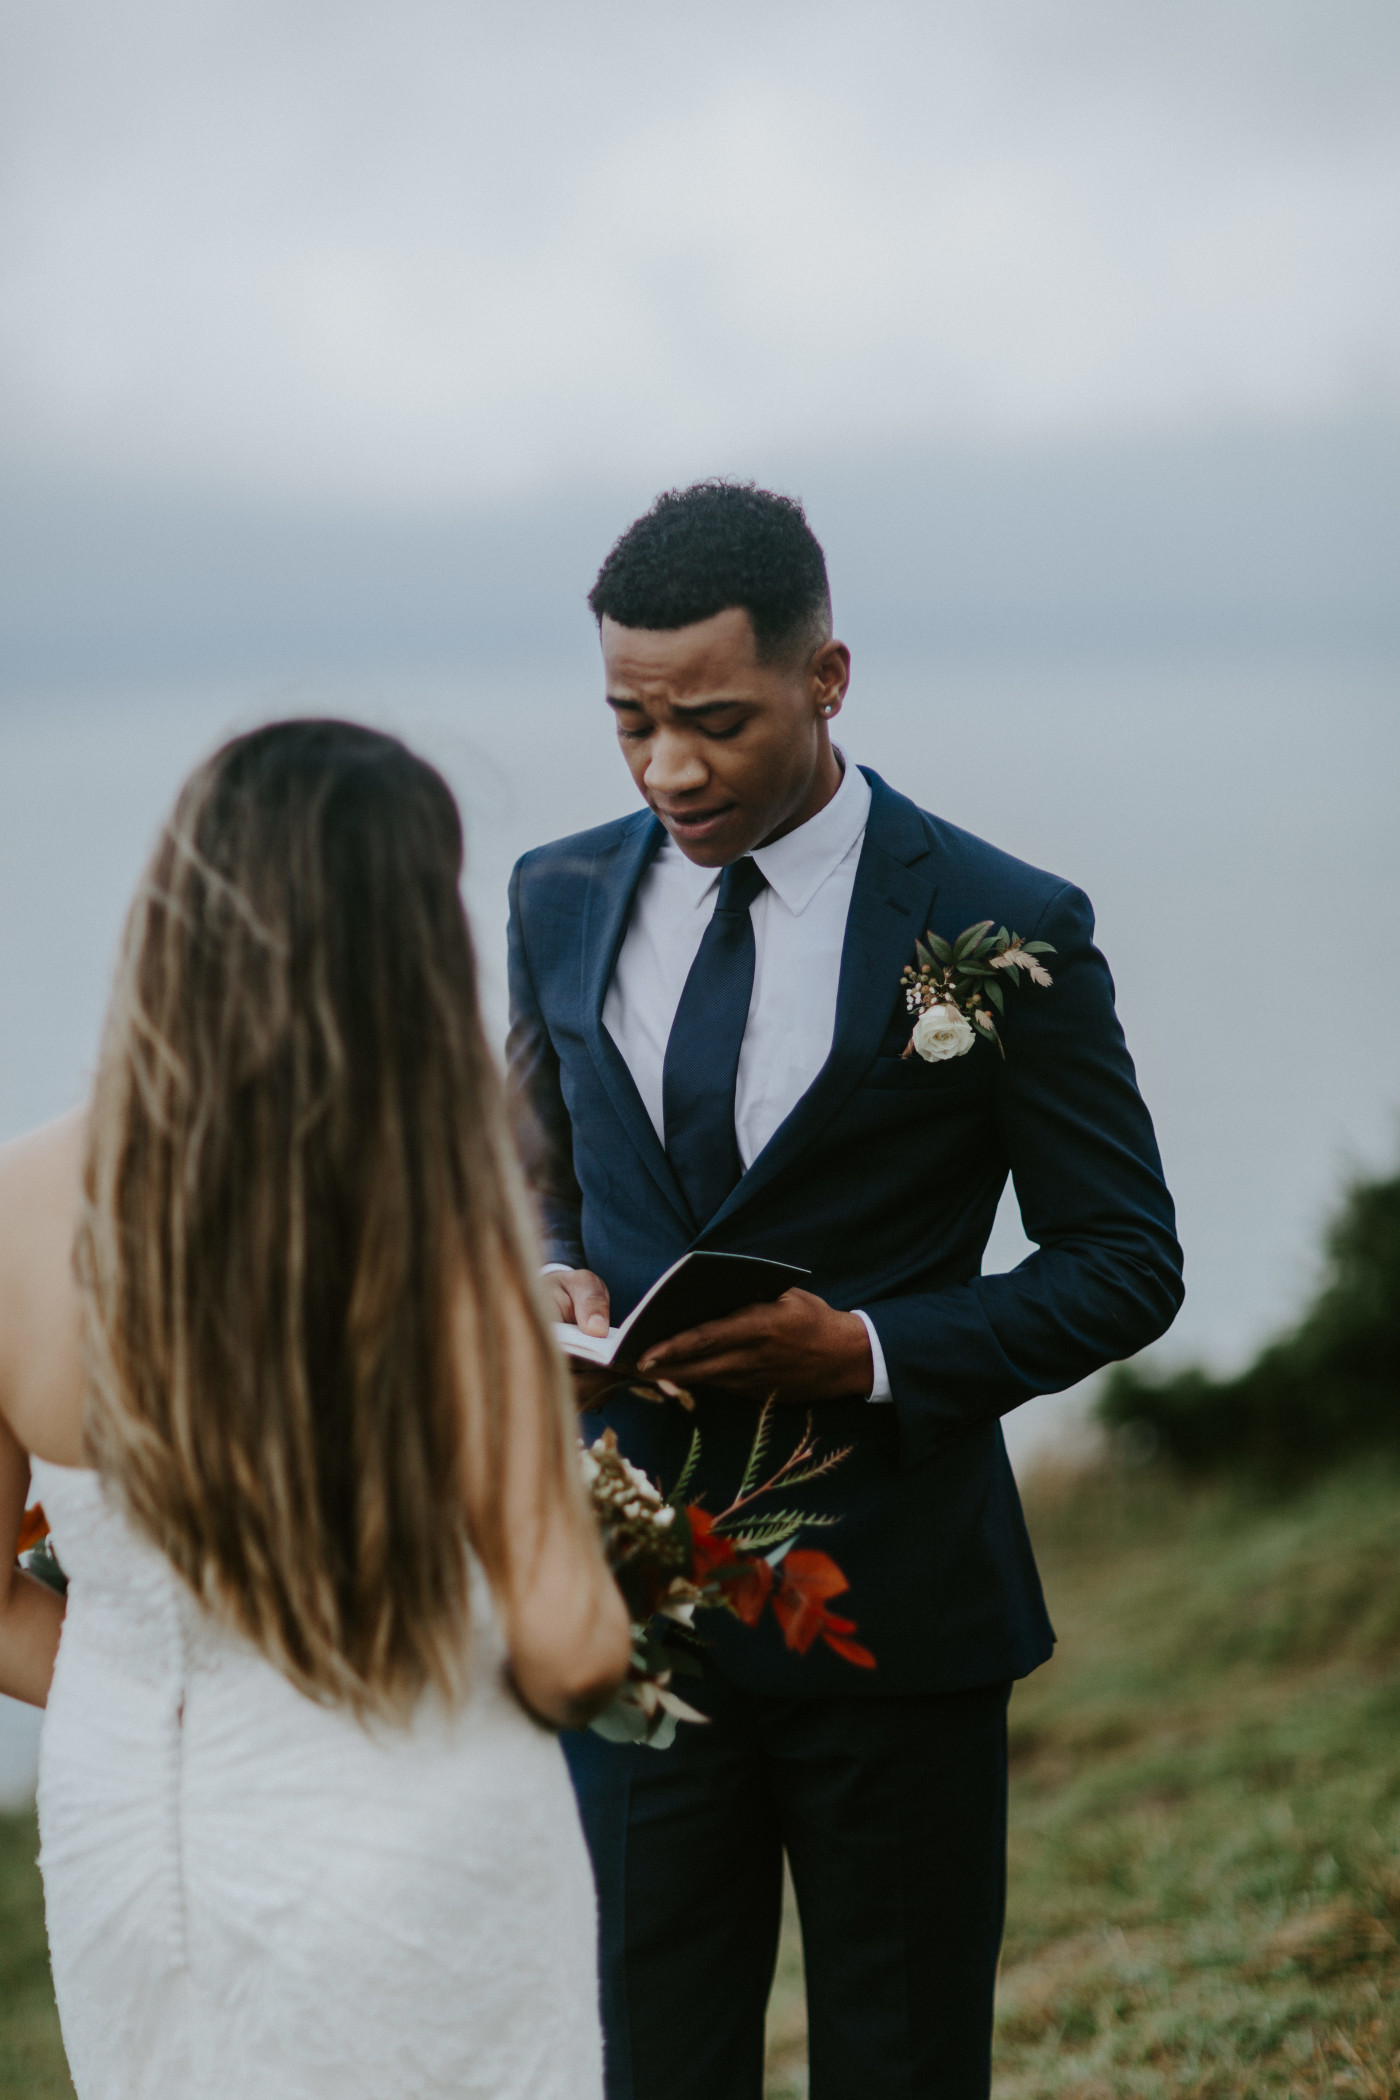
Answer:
[
  {"left": 583, "top": 1397, "right": 873, "bottom": 1749},
  {"left": 15, "top": 1504, "right": 66, "bottom": 1595}
]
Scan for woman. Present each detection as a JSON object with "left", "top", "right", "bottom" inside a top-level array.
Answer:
[{"left": 0, "top": 719, "right": 630, "bottom": 2098}]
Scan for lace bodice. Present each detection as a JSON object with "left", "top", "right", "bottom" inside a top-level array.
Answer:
[{"left": 30, "top": 1456, "right": 601, "bottom": 2100}]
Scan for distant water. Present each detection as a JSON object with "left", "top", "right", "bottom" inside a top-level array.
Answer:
[{"left": 3, "top": 646, "right": 1397, "bottom": 1793}]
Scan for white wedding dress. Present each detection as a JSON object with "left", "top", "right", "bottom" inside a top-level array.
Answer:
[{"left": 30, "top": 1457, "right": 604, "bottom": 2100}]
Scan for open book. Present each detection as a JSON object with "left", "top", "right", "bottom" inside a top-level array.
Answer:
[{"left": 554, "top": 1250, "right": 811, "bottom": 1369}]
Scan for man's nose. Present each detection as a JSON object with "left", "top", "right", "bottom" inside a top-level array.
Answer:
[{"left": 643, "top": 733, "right": 708, "bottom": 798}]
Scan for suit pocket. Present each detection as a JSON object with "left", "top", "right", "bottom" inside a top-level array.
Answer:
[{"left": 858, "top": 1052, "right": 988, "bottom": 1095}]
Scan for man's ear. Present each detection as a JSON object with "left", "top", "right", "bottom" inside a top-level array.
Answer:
[{"left": 811, "top": 638, "right": 851, "bottom": 718}]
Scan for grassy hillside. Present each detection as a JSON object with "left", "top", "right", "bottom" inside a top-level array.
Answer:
[
  {"left": 766, "top": 1459, "right": 1400, "bottom": 2098},
  {"left": 0, "top": 1815, "right": 71, "bottom": 2099},
  {"left": 4, "top": 1458, "right": 1399, "bottom": 2099}
]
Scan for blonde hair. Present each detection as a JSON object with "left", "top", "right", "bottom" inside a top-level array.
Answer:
[{"left": 78, "top": 720, "right": 572, "bottom": 1716}]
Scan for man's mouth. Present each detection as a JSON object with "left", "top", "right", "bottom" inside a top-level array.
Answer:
[{"left": 654, "top": 803, "right": 736, "bottom": 838}]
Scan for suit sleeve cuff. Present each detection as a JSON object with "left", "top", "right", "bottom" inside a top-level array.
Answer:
[{"left": 853, "top": 1310, "right": 892, "bottom": 1402}]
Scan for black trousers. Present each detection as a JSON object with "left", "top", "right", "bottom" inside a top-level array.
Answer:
[{"left": 564, "top": 1671, "right": 1011, "bottom": 2100}]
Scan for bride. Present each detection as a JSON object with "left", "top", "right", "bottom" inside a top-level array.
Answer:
[{"left": 0, "top": 719, "right": 630, "bottom": 2098}]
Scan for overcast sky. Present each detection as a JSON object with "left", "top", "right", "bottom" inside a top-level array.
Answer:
[
  {"left": 1, "top": 2, "right": 1397, "bottom": 1498},
  {"left": 3, "top": 0, "right": 1397, "bottom": 513}
]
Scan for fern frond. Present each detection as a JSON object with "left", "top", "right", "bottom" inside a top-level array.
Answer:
[
  {"left": 736, "top": 1396, "right": 775, "bottom": 1503},
  {"left": 769, "top": 1446, "right": 854, "bottom": 1491},
  {"left": 668, "top": 1428, "right": 702, "bottom": 1507},
  {"left": 730, "top": 1509, "right": 841, "bottom": 1551}
]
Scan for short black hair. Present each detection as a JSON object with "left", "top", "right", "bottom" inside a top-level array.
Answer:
[{"left": 587, "top": 480, "right": 831, "bottom": 664}]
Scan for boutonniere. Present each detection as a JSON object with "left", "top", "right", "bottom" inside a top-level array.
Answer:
[{"left": 900, "top": 921, "right": 1055, "bottom": 1061}]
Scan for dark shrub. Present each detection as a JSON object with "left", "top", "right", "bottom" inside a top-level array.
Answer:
[{"left": 1099, "top": 1167, "right": 1400, "bottom": 1476}]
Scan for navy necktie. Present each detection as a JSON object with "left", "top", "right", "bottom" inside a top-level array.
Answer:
[{"left": 662, "top": 855, "right": 768, "bottom": 1229}]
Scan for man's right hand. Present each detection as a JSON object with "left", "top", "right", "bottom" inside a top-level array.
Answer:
[{"left": 546, "top": 1268, "right": 612, "bottom": 1339}]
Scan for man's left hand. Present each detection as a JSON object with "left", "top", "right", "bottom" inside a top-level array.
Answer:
[{"left": 636, "top": 1288, "right": 873, "bottom": 1401}]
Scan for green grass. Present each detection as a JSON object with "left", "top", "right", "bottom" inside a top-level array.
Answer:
[
  {"left": 6, "top": 1461, "right": 1400, "bottom": 2098},
  {"left": 765, "top": 1459, "right": 1400, "bottom": 2098},
  {"left": 0, "top": 1813, "right": 72, "bottom": 2099}
]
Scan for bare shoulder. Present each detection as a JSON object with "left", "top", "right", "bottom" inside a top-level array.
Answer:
[
  {"left": 0, "top": 1106, "right": 86, "bottom": 1197},
  {"left": 0, "top": 1107, "right": 89, "bottom": 1464},
  {"left": 0, "top": 1108, "right": 87, "bottom": 1281}
]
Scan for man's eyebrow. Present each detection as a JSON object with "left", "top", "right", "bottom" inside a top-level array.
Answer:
[{"left": 605, "top": 695, "right": 755, "bottom": 717}]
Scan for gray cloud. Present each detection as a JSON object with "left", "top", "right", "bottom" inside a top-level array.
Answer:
[
  {"left": 1, "top": 0, "right": 1396, "bottom": 509},
  {"left": 4, "top": 419, "right": 1394, "bottom": 683}
]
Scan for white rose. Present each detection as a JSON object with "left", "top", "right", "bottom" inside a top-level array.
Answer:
[{"left": 911, "top": 1003, "right": 976, "bottom": 1063}]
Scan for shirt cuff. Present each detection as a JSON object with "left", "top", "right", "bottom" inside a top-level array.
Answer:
[
  {"left": 541, "top": 1263, "right": 573, "bottom": 1276},
  {"left": 853, "top": 1310, "right": 892, "bottom": 1403}
]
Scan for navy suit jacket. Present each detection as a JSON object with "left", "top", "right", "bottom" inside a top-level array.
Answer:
[{"left": 507, "top": 769, "right": 1184, "bottom": 1695}]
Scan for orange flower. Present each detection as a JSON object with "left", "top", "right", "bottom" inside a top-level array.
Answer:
[
  {"left": 686, "top": 1508, "right": 774, "bottom": 1623},
  {"left": 772, "top": 1550, "right": 876, "bottom": 1669},
  {"left": 16, "top": 1505, "right": 48, "bottom": 1556},
  {"left": 685, "top": 1507, "right": 738, "bottom": 1580},
  {"left": 724, "top": 1558, "right": 774, "bottom": 1627}
]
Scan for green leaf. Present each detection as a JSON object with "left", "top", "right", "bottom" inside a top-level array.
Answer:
[
  {"left": 914, "top": 939, "right": 932, "bottom": 970},
  {"left": 1023, "top": 941, "right": 1056, "bottom": 955},
  {"left": 984, "top": 979, "right": 1005, "bottom": 1015},
  {"left": 953, "top": 920, "right": 995, "bottom": 961},
  {"left": 667, "top": 1428, "right": 702, "bottom": 1507},
  {"left": 924, "top": 932, "right": 953, "bottom": 964},
  {"left": 736, "top": 1397, "right": 774, "bottom": 1504},
  {"left": 732, "top": 1510, "right": 841, "bottom": 1551},
  {"left": 729, "top": 1512, "right": 805, "bottom": 1551}
]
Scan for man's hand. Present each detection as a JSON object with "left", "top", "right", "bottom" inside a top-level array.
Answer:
[
  {"left": 637, "top": 1288, "right": 873, "bottom": 1402},
  {"left": 547, "top": 1268, "right": 611, "bottom": 1339}
]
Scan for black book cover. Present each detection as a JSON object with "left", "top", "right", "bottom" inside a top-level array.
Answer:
[{"left": 554, "top": 1250, "right": 810, "bottom": 1367}]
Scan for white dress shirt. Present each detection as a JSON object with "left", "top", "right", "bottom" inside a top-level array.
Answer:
[{"left": 599, "top": 754, "right": 892, "bottom": 1402}]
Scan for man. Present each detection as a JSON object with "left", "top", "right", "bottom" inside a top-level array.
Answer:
[{"left": 507, "top": 481, "right": 1183, "bottom": 2100}]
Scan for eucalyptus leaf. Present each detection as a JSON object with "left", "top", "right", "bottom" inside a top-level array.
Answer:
[{"left": 589, "top": 1700, "right": 655, "bottom": 1745}]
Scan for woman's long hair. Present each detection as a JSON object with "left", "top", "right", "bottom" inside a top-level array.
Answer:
[{"left": 78, "top": 719, "right": 571, "bottom": 1716}]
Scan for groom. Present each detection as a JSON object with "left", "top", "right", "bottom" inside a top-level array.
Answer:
[{"left": 507, "top": 481, "right": 1183, "bottom": 2099}]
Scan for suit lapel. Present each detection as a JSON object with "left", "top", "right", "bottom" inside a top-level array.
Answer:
[
  {"left": 579, "top": 812, "right": 695, "bottom": 1231},
  {"left": 697, "top": 771, "right": 939, "bottom": 1240}
]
